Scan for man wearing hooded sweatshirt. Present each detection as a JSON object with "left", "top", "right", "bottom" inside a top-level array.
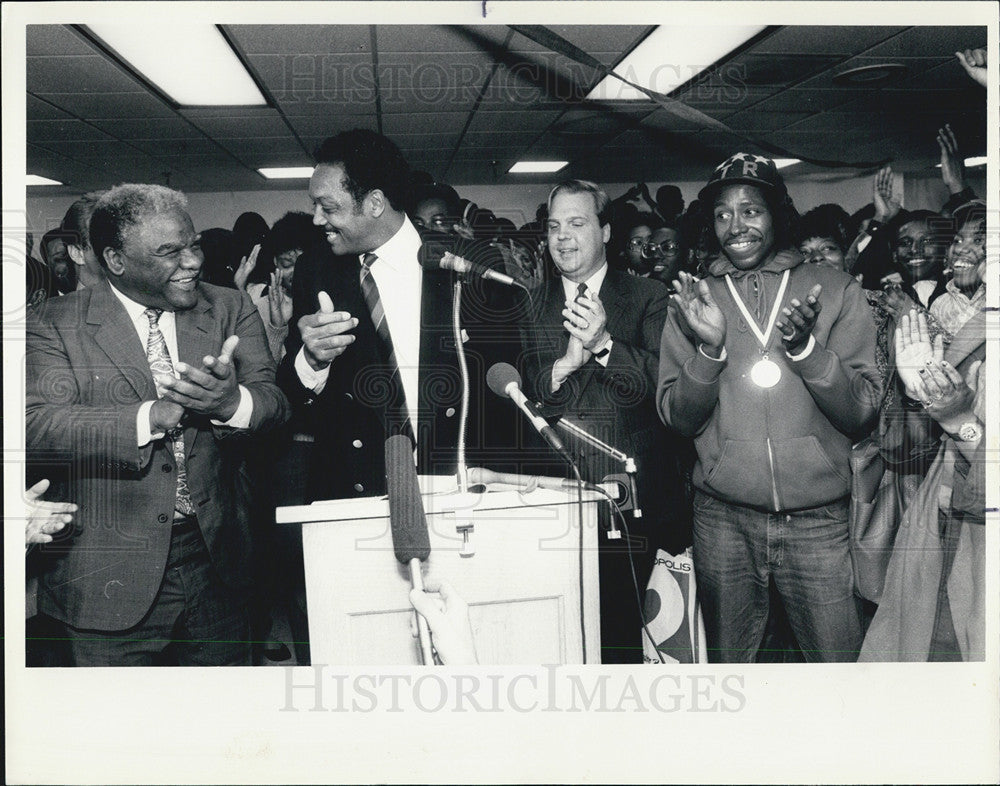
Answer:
[{"left": 657, "top": 153, "right": 881, "bottom": 663}]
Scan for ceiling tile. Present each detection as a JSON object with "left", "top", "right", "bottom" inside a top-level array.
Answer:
[
  {"left": 285, "top": 115, "right": 378, "bottom": 137},
  {"left": 130, "top": 138, "right": 223, "bottom": 157},
  {"left": 215, "top": 137, "right": 311, "bottom": 158},
  {"left": 227, "top": 25, "right": 371, "bottom": 55},
  {"left": 183, "top": 115, "right": 290, "bottom": 138},
  {"left": 508, "top": 26, "right": 651, "bottom": 55},
  {"left": 26, "top": 119, "right": 115, "bottom": 142},
  {"left": 379, "top": 88, "right": 480, "bottom": 114},
  {"left": 36, "top": 91, "right": 176, "bottom": 119},
  {"left": 751, "top": 26, "right": 907, "bottom": 56},
  {"left": 89, "top": 117, "right": 203, "bottom": 140},
  {"left": 465, "top": 109, "right": 563, "bottom": 134},
  {"left": 862, "top": 26, "right": 987, "bottom": 60},
  {"left": 247, "top": 53, "right": 373, "bottom": 106},
  {"left": 26, "top": 55, "right": 143, "bottom": 94},
  {"left": 382, "top": 112, "right": 468, "bottom": 135},
  {"left": 375, "top": 25, "right": 511, "bottom": 53},
  {"left": 27, "top": 25, "right": 94, "bottom": 56}
]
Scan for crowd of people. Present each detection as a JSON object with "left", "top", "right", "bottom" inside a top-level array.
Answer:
[{"left": 22, "top": 49, "right": 988, "bottom": 667}]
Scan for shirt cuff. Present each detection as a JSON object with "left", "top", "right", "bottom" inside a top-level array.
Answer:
[
  {"left": 698, "top": 344, "right": 727, "bottom": 362},
  {"left": 785, "top": 334, "right": 816, "bottom": 361},
  {"left": 594, "top": 338, "right": 613, "bottom": 367},
  {"left": 211, "top": 385, "right": 253, "bottom": 428},
  {"left": 295, "top": 346, "right": 329, "bottom": 393},
  {"left": 137, "top": 401, "right": 162, "bottom": 446}
]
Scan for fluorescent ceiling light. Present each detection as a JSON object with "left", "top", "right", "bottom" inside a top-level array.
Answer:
[
  {"left": 935, "top": 156, "right": 988, "bottom": 168},
  {"left": 586, "top": 25, "right": 768, "bottom": 101},
  {"left": 772, "top": 159, "right": 801, "bottom": 169},
  {"left": 509, "top": 161, "right": 568, "bottom": 174},
  {"left": 87, "top": 24, "right": 265, "bottom": 106},
  {"left": 26, "top": 174, "right": 63, "bottom": 186},
  {"left": 258, "top": 167, "right": 315, "bottom": 179}
]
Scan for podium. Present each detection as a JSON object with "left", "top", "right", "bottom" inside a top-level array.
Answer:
[{"left": 276, "top": 478, "right": 602, "bottom": 665}]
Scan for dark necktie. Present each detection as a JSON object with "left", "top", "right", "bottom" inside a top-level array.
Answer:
[
  {"left": 577, "top": 282, "right": 588, "bottom": 300},
  {"left": 144, "top": 308, "right": 196, "bottom": 518},
  {"left": 359, "top": 253, "right": 415, "bottom": 444}
]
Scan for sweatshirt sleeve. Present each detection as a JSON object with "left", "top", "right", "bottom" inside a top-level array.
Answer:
[
  {"left": 657, "top": 303, "right": 725, "bottom": 437},
  {"left": 786, "top": 277, "right": 882, "bottom": 440}
]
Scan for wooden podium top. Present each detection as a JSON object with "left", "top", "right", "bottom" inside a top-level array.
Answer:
[{"left": 276, "top": 475, "right": 602, "bottom": 525}]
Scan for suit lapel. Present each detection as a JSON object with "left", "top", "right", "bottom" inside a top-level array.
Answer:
[{"left": 88, "top": 281, "right": 156, "bottom": 401}]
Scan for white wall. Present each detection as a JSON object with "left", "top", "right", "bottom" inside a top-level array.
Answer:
[{"left": 25, "top": 170, "right": 985, "bottom": 238}]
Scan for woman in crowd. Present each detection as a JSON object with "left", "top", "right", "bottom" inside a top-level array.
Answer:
[{"left": 930, "top": 201, "right": 987, "bottom": 335}]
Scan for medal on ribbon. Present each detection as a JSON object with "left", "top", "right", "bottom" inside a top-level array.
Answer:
[{"left": 724, "top": 269, "right": 791, "bottom": 390}]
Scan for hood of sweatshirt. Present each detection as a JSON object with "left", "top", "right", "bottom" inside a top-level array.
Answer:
[{"left": 707, "top": 247, "right": 803, "bottom": 279}]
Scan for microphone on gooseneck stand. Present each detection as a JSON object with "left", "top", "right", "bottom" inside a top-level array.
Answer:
[
  {"left": 385, "top": 435, "right": 435, "bottom": 665},
  {"left": 418, "top": 236, "right": 521, "bottom": 288},
  {"left": 485, "top": 362, "right": 573, "bottom": 465}
]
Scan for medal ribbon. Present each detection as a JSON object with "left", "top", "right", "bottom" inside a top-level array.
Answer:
[{"left": 724, "top": 269, "right": 790, "bottom": 351}]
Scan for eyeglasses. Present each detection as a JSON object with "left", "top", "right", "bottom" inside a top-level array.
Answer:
[{"left": 641, "top": 241, "right": 680, "bottom": 259}]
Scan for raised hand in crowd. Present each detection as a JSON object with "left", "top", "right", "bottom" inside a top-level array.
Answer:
[
  {"left": 25, "top": 478, "right": 76, "bottom": 546},
  {"left": 893, "top": 309, "right": 944, "bottom": 401},
  {"left": 776, "top": 284, "right": 822, "bottom": 354},
  {"left": 670, "top": 270, "right": 726, "bottom": 355},
  {"left": 872, "top": 165, "right": 901, "bottom": 224},
  {"left": 233, "top": 243, "right": 261, "bottom": 292},
  {"left": 937, "top": 124, "right": 966, "bottom": 196},
  {"left": 881, "top": 282, "right": 920, "bottom": 322},
  {"left": 268, "top": 270, "right": 293, "bottom": 328},
  {"left": 956, "top": 48, "right": 987, "bottom": 87},
  {"left": 298, "top": 290, "right": 358, "bottom": 371}
]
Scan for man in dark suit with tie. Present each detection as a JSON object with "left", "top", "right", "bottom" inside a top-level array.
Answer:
[
  {"left": 278, "top": 129, "right": 518, "bottom": 501},
  {"left": 25, "top": 184, "right": 289, "bottom": 666},
  {"left": 520, "top": 179, "right": 692, "bottom": 664}
]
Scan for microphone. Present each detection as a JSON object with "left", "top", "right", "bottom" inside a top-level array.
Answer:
[
  {"left": 467, "top": 467, "right": 624, "bottom": 499},
  {"left": 486, "top": 363, "right": 571, "bottom": 463},
  {"left": 419, "top": 236, "right": 518, "bottom": 287},
  {"left": 385, "top": 435, "right": 434, "bottom": 664}
]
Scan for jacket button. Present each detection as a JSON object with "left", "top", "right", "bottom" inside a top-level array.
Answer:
[
  {"left": 162, "top": 464, "right": 172, "bottom": 472},
  {"left": 445, "top": 407, "right": 456, "bottom": 417},
  {"left": 157, "top": 513, "right": 168, "bottom": 523},
  {"left": 352, "top": 439, "right": 363, "bottom": 448},
  {"left": 353, "top": 483, "right": 364, "bottom": 493}
]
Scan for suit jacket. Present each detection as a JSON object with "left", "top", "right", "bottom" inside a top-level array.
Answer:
[
  {"left": 278, "top": 232, "right": 522, "bottom": 501},
  {"left": 521, "top": 268, "right": 692, "bottom": 554},
  {"left": 25, "top": 280, "right": 289, "bottom": 631}
]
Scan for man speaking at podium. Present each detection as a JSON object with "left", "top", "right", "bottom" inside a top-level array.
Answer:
[
  {"left": 278, "top": 129, "right": 518, "bottom": 502},
  {"left": 520, "top": 179, "right": 692, "bottom": 664}
]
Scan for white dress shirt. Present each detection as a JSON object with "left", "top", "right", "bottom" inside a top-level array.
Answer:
[
  {"left": 108, "top": 282, "right": 253, "bottom": 446},
  {"left": 295, "top": 216, "right": 424, "bottom": 435}
]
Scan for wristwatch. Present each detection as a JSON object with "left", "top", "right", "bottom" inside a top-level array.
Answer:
[{"left": 954, "top": 420, "right": 983, "bottom": 442}]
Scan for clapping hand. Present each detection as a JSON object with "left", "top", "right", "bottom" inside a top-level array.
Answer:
[
  {"left": 563, "top": 288, "right": 609, "bottom": 353},
  {"left": 894, "top": 309, "right": 944, "bottom": 401},
  {"left": 671, "top": 271, "right": 726, "bottom": 354},
  {"left": 161, "top": 335, "right": 242, "bottom": 421},
  {"left": 298, "top": 291, "right": 358, "bottom": 371},
  {"left": 873, "top": 165, "right": 901, "bottom": 223},
  {"left": 937, "top": 124, "right": 966, "bottom": 195},
  {"left": 267, "top": 271, "right": 292, "bottom": 328},
  {"left": 916, "top": 358, "right": 979, "bottom": 426},
  {"left": 956, "top": 48, "right": 987, "bottom": 87},
  {"left": 233, "top": 244, "right": 260, "bottom": 291},
  {"left": 776, "top": 285, "right": 822, "bottom": 354}
]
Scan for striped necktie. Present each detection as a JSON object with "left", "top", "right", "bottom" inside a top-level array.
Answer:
[
  {"left": 359, "top": 253, "right": 415, "bottom": 445},
  {"left": 144, "top": 308, "right": 196, "bottom": 518}
]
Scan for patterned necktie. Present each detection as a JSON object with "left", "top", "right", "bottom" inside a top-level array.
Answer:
[
  {"left": 144, "top": 308, "right": 196, "bottom": 517},
  {"left": 359, "top": 254, "right": 415, "bottom": 444}
]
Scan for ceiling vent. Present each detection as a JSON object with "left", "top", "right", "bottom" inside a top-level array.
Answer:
[{"left": 832, "top": 63, "right": 908, "bottom": 86}]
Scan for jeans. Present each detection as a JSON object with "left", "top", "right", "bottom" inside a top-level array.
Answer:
[{"left": 693, "top": 491, "right": 862, "bottom": 663}]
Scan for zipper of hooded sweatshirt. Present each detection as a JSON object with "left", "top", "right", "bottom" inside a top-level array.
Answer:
[{"left": 765, "top": 437, "right": 781, "bottom": 512}]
